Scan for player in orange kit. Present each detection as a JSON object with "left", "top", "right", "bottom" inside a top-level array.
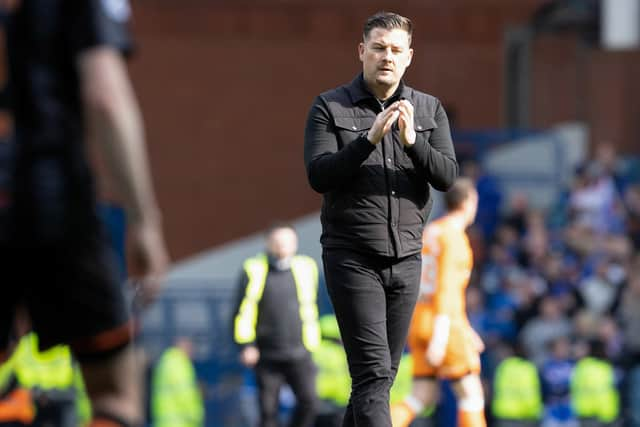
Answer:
[{"left": 391, "top": 177, "right": 486, "bottom": 427}]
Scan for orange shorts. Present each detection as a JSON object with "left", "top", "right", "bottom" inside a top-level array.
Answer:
[{"left": 407, "top": 303, "right": 480, "bottom": 379}]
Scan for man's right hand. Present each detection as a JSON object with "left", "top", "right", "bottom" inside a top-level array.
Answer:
[
  {"left": 240, "top": 345, "right": 260, "bottom": 367},
  {"left": 367, "top": 102, "right": 400, "bottom": 145}
]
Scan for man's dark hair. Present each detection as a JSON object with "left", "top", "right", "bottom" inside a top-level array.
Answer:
[
  {"left": 363, "top": 12, "right": 413, "bottom": 43},
  {"left": 444, "top": 177, "right": 475, "bottom": 211}
]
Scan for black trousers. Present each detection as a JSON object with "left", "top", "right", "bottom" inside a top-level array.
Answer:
[
  {"left": 322, "top": 248, "right": 421, "bottom": 427},
  {"left": 255, "top": 355, "right": 318, "bottom": 427}
]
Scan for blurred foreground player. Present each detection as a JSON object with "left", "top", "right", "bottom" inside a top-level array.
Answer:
[
  {"left": 0, "top": 1, "right": 170, "bottom": 426},
  {"left": 391, "top": 178, "right": 486, "bottom": 427}
]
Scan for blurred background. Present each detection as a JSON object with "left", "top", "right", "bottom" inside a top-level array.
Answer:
[{"left": 2, "top": 0, "right": 640, "bottom": 426}]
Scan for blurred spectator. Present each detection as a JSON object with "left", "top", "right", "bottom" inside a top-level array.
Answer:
[
  {"left": 592, "top": 142, "right": 627, "bottom": 195},
  {"left": 480, "top": 231, "right": 523, "bottom": 343},
  {"left": 461, "top": 159, "right": 503, "bottom": 241},
  {"left": 512, "top": 274, "right": 545, "bottom": 333},
  {"left": 467, "top": 287, "right": 491, "bottom": 345},
  {"left": 491, "top": 342, "right": 543, "bottom": 427},
  {"left": 622, "top": 184, "right": 640, "bottom": 250},
  {"left": 151, "top": 337, "right": 204, "bottom": 427},
  {"left": 313, "top": 315, "right": 349, "bottom": 427},
  {"left": 454, "top": 143, "right": 638, "bottom": 427},
  {"left": 520, "top": 297, "right": 572, "bottom": 366},
  {"left": 540, "top": 336, "right": 576, "bottom": 427},
  {"left": 570, "top": 340, "right": 619, "bottom": 427},
  {"left": 615, "top": 262, "right": 640, "bottom": 427},
  {"left": 540, "top": 253, "right": 575, "bottom": 304},
  {"left": 3, "top": 332, "right": 92, "bottom": 427},
  {"left": 626, "top": 366, "right": 640, "bottom": 427},
  {"left": 519, "top": 212, "right": 550, "bottom": 271},
  {"left": 564, "top": 222, "right": 599, "bottom": 260},
  {"left": 572, "top": 311, "right": 599, "bottom": 345},
  {"left": 568, "top": 161, "right": 624, "bottom": 235},
  {"left": 503, "top": 192, "right": 530, "bottom": 238},
  {"left": 595, "top": 317, "right": 623, "bottom": 363},
  {"left": 481, "top": 232, "right": 518, "bottom": 295},
  {"left": 573, "top": 259, "right": 624, "bottom": 316},
  {"left": 232, "top": 223, "right": 320, "bottom": 427},
  {"left": 615, "top": 262, "right": 640, "bottom": 365}
]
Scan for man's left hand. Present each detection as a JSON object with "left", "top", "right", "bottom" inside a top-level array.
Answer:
[{"left": 397, "top": 100, "right": 416, "bottom": 147}]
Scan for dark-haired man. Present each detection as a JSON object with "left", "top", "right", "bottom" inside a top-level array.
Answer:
[{"left": 304, "top": 11, "right": 457, "bottom": 427}]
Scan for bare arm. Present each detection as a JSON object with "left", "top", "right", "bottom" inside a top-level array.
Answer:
[{"left": 78, "top": 46, "right": 169, "bottom": 301}]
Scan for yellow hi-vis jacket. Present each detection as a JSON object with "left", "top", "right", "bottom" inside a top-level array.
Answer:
[
  {"left": 13, "top": 333, "right": 74, "bottom": 390},
  {"left": 314, "top": 314, "right": 349, "bottom": 407},
  {"left": 571, "top": 357, "right": 619, "bottom": 422},
  {"left": 313, "top": 337, "right": 350, "bottom": 407},
  {"left": 12, "top": 333, "right": 91, "bottom": 425},
  {"left": 234, "top": 254, "right": 321, "bottom": 352},
  {"left": 492, "top": 356, "right": 543, "bottom": 420},
  {"left": 152, "top": 347, "right": 204, "bottom": 427}
]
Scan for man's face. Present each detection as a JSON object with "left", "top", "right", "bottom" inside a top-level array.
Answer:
[
  {"left": 266, "top": 227, "right": 298, "bottom": 260},
  {"left": 359, "top": 27, "right": 413, "bottom": 91}
]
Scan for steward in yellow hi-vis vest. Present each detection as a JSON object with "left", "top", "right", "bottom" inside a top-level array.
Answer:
[
  {"left": 313, "top": 314, "right": 350, "bottom": 427},
  {"left": 232, "top": 224, "right": 320, "bottom": 427},
  {"left": 233, "top": 253, "right": 320, "bottom": 353},
  {"left": 151, "top": 338, "right": 204, "bottom": 427},
  {"left": 12, "top": 332, "right": 91, "bottom": 427},
  {"left": 492, "top": 356, "right": 543, "bottom": 427},
  {"left": 570, "top": 339, "right": 619, "bottom": 427},
  {"left": 571, "top": 357, "right": 619, "bottom": 424}
]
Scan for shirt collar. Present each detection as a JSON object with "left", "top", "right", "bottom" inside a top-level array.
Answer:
[{"left": 347, "top": 73, "right": 411, "bottom": 105}]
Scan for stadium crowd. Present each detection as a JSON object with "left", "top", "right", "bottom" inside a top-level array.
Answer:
[{"left": 463, "top": 142, "right": 640, "bottom": 427}]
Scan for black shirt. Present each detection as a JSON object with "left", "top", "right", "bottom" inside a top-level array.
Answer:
[
  {"left": 304, "top": 74, "right": 458, "bottom": 257},
  {"left": 233, "top": 261, "right": 307, "bottom": 362},
  {"left": 5, "top": 0, "right": 133, "bottom": 244}
]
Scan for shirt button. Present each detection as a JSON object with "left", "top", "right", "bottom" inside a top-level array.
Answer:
[{"left": 387, "top": 158, "right": 392, "bottom": 163}]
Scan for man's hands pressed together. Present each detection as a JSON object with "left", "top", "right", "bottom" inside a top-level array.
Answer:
[{"left": 367, "top": 100, "right": 415, "bottom": 147}]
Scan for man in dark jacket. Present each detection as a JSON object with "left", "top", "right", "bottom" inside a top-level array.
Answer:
[{"left": 303, "top": 11, "right": 457, "bottom": 427}]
